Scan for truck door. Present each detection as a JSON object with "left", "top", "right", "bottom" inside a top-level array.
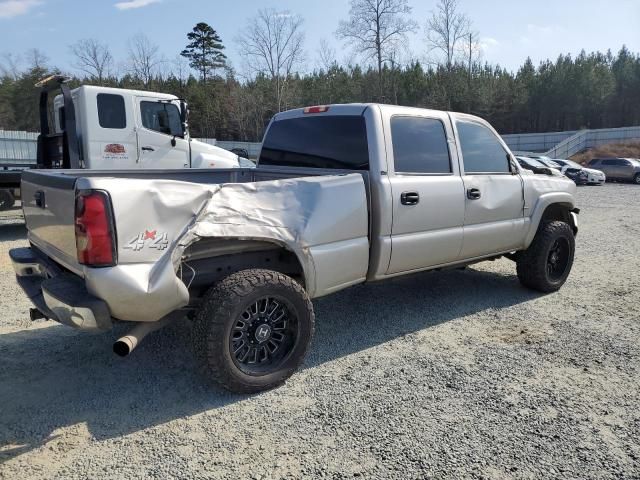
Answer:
[
  {"left": 453, "top": 116, "right": 525, "bottom": 259},
  {"left": 386, "top": 112, "right": 465, "bottom": 274},
  {"left": 135, "top": 98, "right": 189, "bottom": 169}
]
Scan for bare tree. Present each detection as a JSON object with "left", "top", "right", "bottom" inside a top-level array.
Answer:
[
  {"left": 425, "top": 0, "right": 471, "bottom": 70},
  {"left": 0, "top": 53, "right": 21, "bottom": 79},
  {"left": 236, "top": 9, "right": 305, "bottom": 112},
  {"left": 317, "top": 38, "right": 337, "bottom": 72},
  {"left": 171, "top": 54, "right": 190, "bottom": 87},
  {"left": 25, "top": 48, "right": 48, "bottom": 70},
  {"left": 127, "top": 33, "right": 161, "bottom": 86},
  {"left": 70, "top": 38, "right": 113, "bottom": 83},
  {"left": 336, "top": 0, "right": 416, "bottom": 94}
]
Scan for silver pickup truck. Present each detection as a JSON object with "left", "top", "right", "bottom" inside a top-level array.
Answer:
[{"left": 10, "top": 104, "right": 579, "bottom": 393}]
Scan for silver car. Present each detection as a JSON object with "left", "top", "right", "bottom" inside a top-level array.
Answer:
[{"left": 587, "top": 158, "right": 640, "bottom": 184}]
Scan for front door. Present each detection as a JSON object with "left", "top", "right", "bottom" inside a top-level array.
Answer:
[
  {"left": 453, "top": 116, "right": 525, "bottom": 259},
  {"left": 135, "top": 98, "right": 189, "bottom": 169},
  {"left": 387, "top": 112, "right": 465, "bottom": 274}
]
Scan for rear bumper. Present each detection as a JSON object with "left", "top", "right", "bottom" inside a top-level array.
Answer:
[{"left": 10, "top": 247, "right": 112, "bottom": 332}]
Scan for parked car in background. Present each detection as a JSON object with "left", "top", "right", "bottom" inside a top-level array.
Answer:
[
  {"left": 553, "top": 159, "right": 605, "bottom": 185},
  {"left": 536, "top": 158, "right": 563, "bottom": 171},
  {"left": 586, "top": 158, "right": 640, "bottom": 184}
]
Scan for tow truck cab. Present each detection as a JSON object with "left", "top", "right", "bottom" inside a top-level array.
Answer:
[{"left": 40, "top": 75, "right": 240, "bottom": 170}]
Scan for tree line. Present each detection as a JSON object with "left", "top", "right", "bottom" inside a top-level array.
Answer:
[{"left": 0, "top": 0, "right": 639, "bottom": 141}]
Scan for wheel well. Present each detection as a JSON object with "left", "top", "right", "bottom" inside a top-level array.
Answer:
[
  {"left": 541, "top": 203, "right": 577, "bottom": 234},
  {"left": 542, "top": 203, "right": 571, "bottom": 224},
  {"left": 181, "top": 239, "right": 305, "bottom": 298}
]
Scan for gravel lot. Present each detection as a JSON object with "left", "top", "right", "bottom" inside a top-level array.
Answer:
[{"left": 0, "top": 185, "right": 639, "bottom": 479}]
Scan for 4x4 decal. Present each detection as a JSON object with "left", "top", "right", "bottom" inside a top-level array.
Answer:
[{"left": 123, "top": 230, "right": 169, "bottom": 251}]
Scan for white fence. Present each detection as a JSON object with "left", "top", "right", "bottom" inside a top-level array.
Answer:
[
  {"left": 0, "top": 130, "right": 38, "bottom": 166},
  {"left": 502, "top": 130, "right": 578, "bottom": 153}
]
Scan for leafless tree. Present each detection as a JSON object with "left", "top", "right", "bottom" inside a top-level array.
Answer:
[
  {"left": 236, "top": 9, "right": 305, "bottom": 112},
  {"left": 70, "top": 38, "right": 113, "bottom": 83},
  {"left": 171, "top": 54, "right": 190, "bottom": 87},
  {"left": 25, "top": 48, "right": 48, "bottom": 70},
  {"left": 336, "top": 0, "right": 417, "bottom": 94},
  {"left": 425, "top": 0, "right": 471, "bottom": 70},
  {"left": 317, "top": 38, "right": 337, "bottom": 72},
  {"left": 127, "top": 33, "right": 161, "bottom": 86},
  {"left": 0, "top": 53, "right": 21, "bottom": 79}
]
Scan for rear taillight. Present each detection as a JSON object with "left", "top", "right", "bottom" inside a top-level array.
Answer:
[{"left": 75, "top": 190, "right": 116, "bottom": 267}]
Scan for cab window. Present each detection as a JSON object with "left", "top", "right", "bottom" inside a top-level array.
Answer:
[
  {"left": 97, "top": 94, "right": 126, "bottom": 129},
  {"left": 140, "top": 101, "right": 183, "bottom": 137},
  {"left": 391, "top": 116, "right": 451, "bottom": 174},
  {"left": 456, "top": 120, "right": 510, "bottom": 173}
]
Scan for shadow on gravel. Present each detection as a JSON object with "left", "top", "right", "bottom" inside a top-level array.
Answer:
[
  {"left": 0, "top": 222, "right": 26, "bottom": 241},
  {"left": 0, "top": 267, "right": 540, "bottom": 461}
]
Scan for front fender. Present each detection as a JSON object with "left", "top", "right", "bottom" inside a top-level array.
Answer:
[{"left": 524, "top": 192, "right": 576, "bottom": 248}]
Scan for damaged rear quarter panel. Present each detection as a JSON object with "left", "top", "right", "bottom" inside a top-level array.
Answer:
[{"left": 79, "top": 173, "right": 369, "bottom": 322}]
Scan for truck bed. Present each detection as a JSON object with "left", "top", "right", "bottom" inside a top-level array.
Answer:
[{"left": 21, "top": 167, "right": 371, "bottom": 322}]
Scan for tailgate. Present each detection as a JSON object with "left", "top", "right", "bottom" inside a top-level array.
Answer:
[{"left": 21, "top": 170, "right": 81, "bottom": 274}]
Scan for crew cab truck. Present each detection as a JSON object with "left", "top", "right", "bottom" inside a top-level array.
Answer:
[
  {"left": 0, "top": 76, "right": 240, "bottom": 209},
  {"left": 10, "top": 104, "right": 579, "bottom": 393}
]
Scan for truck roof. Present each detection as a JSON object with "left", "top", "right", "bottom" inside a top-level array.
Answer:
[
  {"left": 70, "top": 85, "right": 179, "bottom": 101},
  {"left": 272, "top": 103, "right": 484, "bottom": 123}
]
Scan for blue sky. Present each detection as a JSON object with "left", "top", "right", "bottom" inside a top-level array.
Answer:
[{"left": 0, "top": 0, "right": 638, "bottom": 75}]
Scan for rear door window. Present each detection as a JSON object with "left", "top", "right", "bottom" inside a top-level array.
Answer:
[
  {"left": 391, "top": 116, "right": 451, "bottom": 174},
  {"left": 456, "top": 120, "right": 510, "bottom": 173},
  {"left": 259, "top": 116, "right": 369, "bottom": 170},
  {"left": 97, "top": 94, "right": 126, "bottom": 129}
]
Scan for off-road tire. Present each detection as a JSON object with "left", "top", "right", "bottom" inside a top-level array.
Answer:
[
  {"left": 0, "top": 190, "right": 15, "bottom": 211},
  {"left": 516, "top": 221, "right": 575, "bottom": 293},
  {"left": 193, "top": 269, "right": 314, "bottom": 394}
]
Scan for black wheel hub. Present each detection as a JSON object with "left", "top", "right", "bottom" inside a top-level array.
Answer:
[
  {"left": 547, "top": 237, "right": 570, "bottom": 281},
  {"left": 230, "top": 296, "right": 297, "bottom": 374}
]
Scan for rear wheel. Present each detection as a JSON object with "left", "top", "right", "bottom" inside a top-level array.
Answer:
[
  {"left": 0, "top": 190, "right": 15, "bottom": 211},
  {"left": 516, "top": 221, "right": 575, "bottom": 293},
  {"left": 193, "top": 269, "right": 314, "bottom": 393}
]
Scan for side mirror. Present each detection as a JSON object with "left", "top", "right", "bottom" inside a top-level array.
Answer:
[{"left": 180, "top": 100, "right": 189, "bottom": 136}]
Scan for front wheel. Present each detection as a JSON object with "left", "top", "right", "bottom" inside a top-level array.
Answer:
[
  {"left": 516, "top": 221, "right": 575, "bottom": 293},
  {"left": 193, "top": 269, "right": 314, "bottom": 394},
  {"left": 633, "top": 173, "right": 640, "bottom": 185}
]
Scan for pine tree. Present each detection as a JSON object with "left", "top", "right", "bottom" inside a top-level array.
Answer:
[{"left": 180, "top": 22, "right": 227, "bottom": 83}]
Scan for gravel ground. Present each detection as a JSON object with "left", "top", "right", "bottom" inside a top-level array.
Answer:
[{"left": 0, "top": 185, "right": 639, "bottom": 479}]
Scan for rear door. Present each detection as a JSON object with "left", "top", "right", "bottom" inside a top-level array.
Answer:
[
  {"left": 386, "top": 110, "right": 465, "bottom": 274},
  {"left": 453, "top": 115, "right": 525, "bottom": 259},
  {"left": 617, "top": 159, "right": 635, "bottom": 179},
  {"left": 135, "top": 98, "right": 189, "bottom": 169}
]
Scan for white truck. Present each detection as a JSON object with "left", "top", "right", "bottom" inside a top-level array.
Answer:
[
  {"left": 0, "top": 76, "right": 241, "bottom": 209},
  {"left": 11, "top": 103, "right": 579, "bottom": 394}
]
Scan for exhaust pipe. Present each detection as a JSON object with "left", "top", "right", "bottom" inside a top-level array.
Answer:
[{"left": 113, "top": 316, "right": 173, "bottom": 357}]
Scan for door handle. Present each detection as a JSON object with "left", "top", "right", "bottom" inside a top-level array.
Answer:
[
  {"left": 400, "top": 191, "right": 420, "bottom": 205},
  {"left": 467, "top": 188, "right": 482, "bottom": 200},
  {"left": 141, "top": 146, "right": 155, "bottom": 152}
]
